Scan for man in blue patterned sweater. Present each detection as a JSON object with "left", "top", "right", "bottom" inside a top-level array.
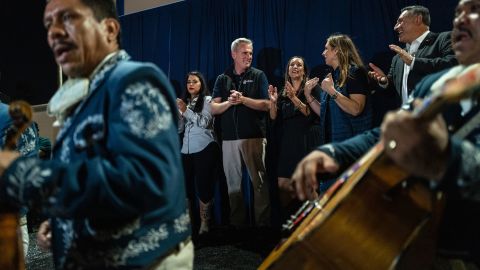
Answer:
[{"left": 0, "top": 0, "right": 192, "bottom": 269}]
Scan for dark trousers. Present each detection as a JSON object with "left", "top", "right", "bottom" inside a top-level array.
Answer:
[{"left": 182, "top": 142, "right": 220, "bottom": 203}]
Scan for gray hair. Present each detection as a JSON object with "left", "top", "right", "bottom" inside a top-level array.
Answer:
[
  {"left": 231, "top": 38, "right": 253, "bottom": 52},
  {"left": 401, "top": 5, "right": 431, "bottom": 26}
]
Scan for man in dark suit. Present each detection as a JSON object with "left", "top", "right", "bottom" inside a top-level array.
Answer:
[{"left": 369, "top": 5, "right": 457, "bottom": 106}]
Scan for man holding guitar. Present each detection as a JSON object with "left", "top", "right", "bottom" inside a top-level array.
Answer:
[{"left": 292, "top": 0, "right": 480, "bottom": 267}]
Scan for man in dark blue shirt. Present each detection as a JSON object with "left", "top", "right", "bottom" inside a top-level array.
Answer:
[{"left": 211, "top": 38, "right": 271, "bottom": 228}]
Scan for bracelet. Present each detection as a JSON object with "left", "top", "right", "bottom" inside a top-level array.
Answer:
[
  {"left": 307, "top": 98, "right": 316, "bottom": 104},
  {"left": 295, "top": 101, "right": 304, "bottom": 109},
  {"left": 331, "top": 91, "right": 339, "bottom": 100}
]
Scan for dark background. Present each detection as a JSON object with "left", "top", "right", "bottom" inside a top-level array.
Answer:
[{"left": 0, "top": 0, "right": 458, "bottom": 105}]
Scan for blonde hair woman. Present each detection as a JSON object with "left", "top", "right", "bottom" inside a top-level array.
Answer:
[{"left": 319, "top": 34, "right": 372, "bottom": 143}]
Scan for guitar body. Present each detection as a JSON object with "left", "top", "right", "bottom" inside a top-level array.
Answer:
[
  {"left": 0, "top": 212, "right": 24, "bottom": 270},
  {"left": 260, "top": 148, "right": 442, "bottom": 270}
]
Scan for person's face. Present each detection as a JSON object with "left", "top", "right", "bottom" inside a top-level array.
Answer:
[
  {"left": 322, "top": 43, "right": 337, "bottom": 68},
  {"left": 43, "top": 0, "right": 119, "bottom": 78},
  {"left": 186, "top": 75, "right": 201, "bottom": 97},
  {"left": 394, "top": 10, "right": 422, "bottom": 43},
  {"left": 288, "top": 58, "right": 305, "bottom": 80},
  {"left": 452, "top": 0, "right": 480, "bottom": 65},
  {"left": 232, "top": 43, "right": 253, "bottom": 72}
]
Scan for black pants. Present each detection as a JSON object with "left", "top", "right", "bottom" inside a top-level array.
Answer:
[{"left": 182, "top": 142, "right": 221, "bottom": 203}]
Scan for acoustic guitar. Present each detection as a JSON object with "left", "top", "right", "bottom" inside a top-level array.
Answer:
[
  {"left": 0, "top": 100, "right": 33, "bottom": 270},
  {"left": 260, "top": 65, "right": 480, "bottom": 270}
]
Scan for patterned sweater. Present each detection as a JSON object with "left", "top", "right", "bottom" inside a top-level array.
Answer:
[{"left": 0, "top": 51, "right": 191, "bottom": 269}]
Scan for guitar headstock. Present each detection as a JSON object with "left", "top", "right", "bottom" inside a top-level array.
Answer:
[{"left": 4, "top": 101, "right": 33, "bottom": 151}]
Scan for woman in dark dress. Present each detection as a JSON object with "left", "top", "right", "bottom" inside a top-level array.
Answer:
[{"left": 268, "top": 56, "right": 321, "bottom": 204}]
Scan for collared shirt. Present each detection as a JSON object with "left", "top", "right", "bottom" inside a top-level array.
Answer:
[{"left": 401, "top": 30, "right": 430, "bottom": 105}]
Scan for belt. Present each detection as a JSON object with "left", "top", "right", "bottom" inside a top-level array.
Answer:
[
  {"left": 161, "top": 237, "right": 192, "bottom": 259},
  {"left": 148, "top": 237, "right": 192, "bottom": 269}
]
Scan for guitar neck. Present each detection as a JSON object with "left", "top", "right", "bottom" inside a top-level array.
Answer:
[{"left": 415, "top": 64, "right": 480, "bottom": 121}]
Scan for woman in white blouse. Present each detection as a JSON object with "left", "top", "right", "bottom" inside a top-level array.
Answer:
[{"left": 177, "top": 71, "right": 220, "bottom": 235}]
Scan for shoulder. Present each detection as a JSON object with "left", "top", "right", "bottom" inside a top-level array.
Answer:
[
  {"left": 412, "top": 68, "right": 453, "bottom": 98},
  {"left": 217, "top": 66, "right": 234, "bottom": 79},
  {"left": 109, "top": 61, "right": 176, "bottom": 98},
  {"left": 436, "top": 31, "right": 452, "bottom": 40},
  {"left": 214, "top": 71, "right": 231, "bottom": 84},
  {"left": 348, "top": 65, "right": 368, "bottom": 80},
  {"left": 349, "top": 65, "right": 367, "bottom": 75},
  {"left": 110, "top": 61, "right": 168, "bottom": 84},
  {"left": 247, "top": 67, "right": 266, "bottom": 76},
  {"left": 428, "top": 31, "right": 451, "bottom": 43}
]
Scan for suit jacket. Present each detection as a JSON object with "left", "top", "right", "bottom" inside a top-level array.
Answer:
[{"left": 387, "top": 31, "right": 457, "bottom": 102}]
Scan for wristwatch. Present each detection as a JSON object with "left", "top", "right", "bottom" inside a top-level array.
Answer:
[{"left": 331, "top": 90, "right": 339, "bottom": 100}]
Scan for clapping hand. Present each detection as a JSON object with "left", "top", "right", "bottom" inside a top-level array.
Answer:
[
  {"left": 228, "top": 90, "right": 243, "bottom": 105},
  {"left": 321, "top": 73, "right": 334, "bottom": 93},
  {"left": 176, "top": 98, "right": 187, "bottom": 113},
  {"left": 268, "top": 85, "right": 278, "bottom": 103},
  {"left": 304, "top": 77, "right": 319, "bottom": 96},
  {"left": 368, "top": 63, "right": 388, "bottom": 84},
  {"left": 389, "top": 44, "right": 414, "bottom": 66},
  {"left": 285, "top": 81, "right": 297, "bottom": 99}
]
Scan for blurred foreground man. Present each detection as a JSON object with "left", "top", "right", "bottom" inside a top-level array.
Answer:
[{"left": 0, "top": 0, "right": 192, "bottom": 269}]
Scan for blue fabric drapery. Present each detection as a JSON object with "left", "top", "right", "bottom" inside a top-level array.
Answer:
[{"left": 120, "top": 0, "right": 457, "bottom": 95}]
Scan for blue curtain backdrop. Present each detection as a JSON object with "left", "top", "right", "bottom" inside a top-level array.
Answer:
[{"left": 119, "top": 0, "right": 458, "bottom": 95}]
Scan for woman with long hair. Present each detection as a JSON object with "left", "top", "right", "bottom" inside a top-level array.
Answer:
[
  {"left": 319, "top": 34, "right": 372, "bottom": 143},
  {"left": 177, "top": 71, "right": 220, "bottom": 235},
  {"left": 268, "top": 56, "right": 321, "bottom": 205}
]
